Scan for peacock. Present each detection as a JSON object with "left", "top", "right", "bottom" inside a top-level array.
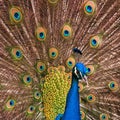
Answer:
[{"left": 0, "top": 0, "right": 120, "bottom": 120}]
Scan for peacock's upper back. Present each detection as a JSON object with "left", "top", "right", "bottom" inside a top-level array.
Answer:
[{"left": 0, "top": 0, "right": 120, "bottom": 120}]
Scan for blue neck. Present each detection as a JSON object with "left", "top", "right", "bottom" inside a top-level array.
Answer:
[{"left": 62, "top": 75, "right": 81, "bottom": 120}]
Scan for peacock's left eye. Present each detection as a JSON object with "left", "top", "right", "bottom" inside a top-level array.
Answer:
[
  {"left": 34, "top": 91, "right": 41, "bottom": 100},
  {"left": 100, "top": 113, "right": 109, "bottom": 120},
  {"left": 9, "top": 7, "right": 23, "bottom": 23},
  {"left": 22, "top": 75, "right": 32, "bottom": 86},
  {"left": 108, "top": 81, "right": 118, "bottom": 92},
  {"left": 84, "top": 0, "right": 97, "bottom": 16},
  {"left": 49, "top": 48, "right": 58, "bottom": 59},
  {"left": 35, "top": 27, "right": 47, "bottom": 41},
  {"left": 86, "top": 65, "right": 95, "bottom": 75},
  {"left": 87, "top": 94, "right": 96, "bottom": 103},
  {"left": 10, "top": 47, "right": 23, "bottom": 60},
  {"left": 36, "top": 61, "right": 46, "bottom": 73},
  {"left": 61, "top": 24, "right": 73, "bottom": 40},
  {"left": 66, "top": 57, "right": 76, "bottom": 69},
  {"left": 5, "top": 99, "right": 16, "bottom": 110},
  {"left": 80, "top": 110, "right": 86, "bottom": 119},
  {"left": 90, "top": 35, "right": 102, "bottom": 48},
  {"left": 27, "top": 105, "right": 35, "bottom": 114}
]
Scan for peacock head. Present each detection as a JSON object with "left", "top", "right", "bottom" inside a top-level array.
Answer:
[{"left": 72, "top": 62, "right": 88, "bottom": 80}]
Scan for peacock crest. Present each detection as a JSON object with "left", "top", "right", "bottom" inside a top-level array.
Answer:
[{"left": 0, "top": 0, "right": 120, "bottom": 120}]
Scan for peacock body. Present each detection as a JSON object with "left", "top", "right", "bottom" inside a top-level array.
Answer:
[{"left": 0, "top": 0, "right": 120, "bottom": 120}]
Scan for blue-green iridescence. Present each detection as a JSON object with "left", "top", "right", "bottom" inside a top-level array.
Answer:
[
  {"left": 30, "top": 106, "right": 34, "bottom": 111},
  {"left": 88, "top": 96, "right": 92, "bottom": 100},
  {"left": 39, "top": 65, "right": 44, "bottom": 71},
  {"left": 86, "top": 5, "right": 92, "bottom": 13},
  {"left": 39, "top": 32, "right": 45, "bottom": 39},
  {"left": 14, "top": 12, "right": 21, "bottom": 20},
  {"left": 110, "top": 82, "right": 115, "bottom": 88},
  {"left": 51, "top": 52, "right": 56, "bottom": 57},
  {"left": 68, "top": 61, "right": 73, "bottom": 66},
  {"left": 9, "top": 100, "right": 15, "bottom": 106},
  {"left": 91, "top": 39, "right": 97, "bottom": 46},
  {"left": 26, "top": 76, "right": 32, "bottom": 83},
  {"left": 64, "top": 30, "right": 70, "bottom": 37},
  {"left": 86, "top": 68, "right": 91, "bottom": 73},
  {"left": 16, "top": 50, "right": 22, "bottom": 58},
  {"left": 102, "top": 115, "right": 106, "bottom": 120}
]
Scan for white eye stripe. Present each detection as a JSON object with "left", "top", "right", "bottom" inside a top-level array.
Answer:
[{"left": 74, "top": 67, "right": 79, "bottom": 78}]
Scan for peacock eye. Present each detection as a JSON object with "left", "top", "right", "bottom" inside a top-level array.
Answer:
[
  {"left": 100, "top": 113, "right": 109, "bottom": 120},
  {"left": 36, "top": 61, "right": 46, "bottom": 73},
  {"left": 80, "top": 110, "right": 86, "bottom": 119},
  {"left": 35, "top": 27, "right": 47, "bottom": 41},
  {"left": 22, "top": 75, "right": 32, "bottom": 85},
  {"left": 9, "top": 7, "right": 23, "bottom": 23},
  {"left": 49, "top": 48, "right": 58, "bottom": 59},
  {"left": 84, "top": 0, "right": 97, "bottom": 16},
  {"left": 90, "top": 35, "right": 102, "bottom": 48},
  {"left": 66, "top": 57, "right": 76, "bottom": 69},
  {"left": 78, "top": 83, "right": 84, "bottom": 92},
  {"left": 10, "top": 47, "right": 23, "bottom": 60},
  {"left": 34, "top": 91, "right": 41, "bottom": 100},
  {"left": 108, "top": 81, "right": 118, "bottom": 92},
  {"left": 5, "top": 99, "right": 16, "bottom": 110},
  {"left": 27, "top": 105, "right": 35, "bottom": 114},
  {"left": 86, "top": 65, "right": 95, "bottom": 75},
  {"left": 61, "top": 24, "right": 73, "bottom": 40},
  {"left": 48, "top": 0, "right": 59, "bottom": 4},
  {"left": 87, "top": 94, "right": 96, "bottom": 103}
]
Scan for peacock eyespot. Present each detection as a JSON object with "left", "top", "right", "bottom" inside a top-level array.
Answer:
[
  {"left": 90, "top": 35, "right": 102, "bottom": 48},
  {"left": 39, "top": 32, "right": 45, "bottom": 39},
  {"left": 22, "top": 75, "right": 32, "bottom": 85},
  {"left": 87, "top": 94, "right": 96, "bottom": 103},
  {"left": 91, "top": 39, "right": 97, "bottom": 46},
  {"left": 61, "top": 24, "right": 73, "bottom": 40},
  {"left": 9, "top": 7, "right": 23, "bottom": 23},
  {"left": 100, "top": 113, "right": 109, "bottom": 120},
  {"left": 16, "top": 50, "right": 22, "bottom": 58},
  {"left": 34, "top": 91, "right": 41, "bottom": 100},
  {"left": 36, "top": 27, "right": 47, "bottom": 41},
  {"left": 10, "top": 47, "right": 23, "bottom": 60},
  {"left": 49, "top": 48, "right": 58, "bottom": 59},
  {"left": 87, "top": 68, "right": 91, "bottom": 72},
  {"left": 108, "top": 81, "right": 118, "bottom": 91},
  {"left": 86, "top": 65, "right": 95, "bottom": 75},
  {"left": 86, "top": 5, "right": 92, "bottom": 13},
  {"left": 27, "top": 105, "right": 35, "bottom": 114},
  {"left": 5, "top": 99, "right": 16, "bottom": 110},
  {"left": 36, "top": 61, "right": 46, "bottom": 73},
  {"left": 14, "top": 12, "right": 21, "bottom": 20},
  {"left": 84, "top": 0, "right": 97, "bottom": 16},
  {"left": 80, "top": 110, "right": 86, "bottom": 119},
  {"left": 64, "top": 30, "right": 70, "bottom": 37},
  {"left": 66, "top": 57, "right": 76, "bottom": 69}
]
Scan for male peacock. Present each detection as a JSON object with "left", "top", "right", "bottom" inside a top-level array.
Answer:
[{"left": 0, "top": 0, "right": 120, "bottom": 120}]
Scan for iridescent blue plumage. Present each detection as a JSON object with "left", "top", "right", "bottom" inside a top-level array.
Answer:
[{"left": 56, "top": 62, "right": 87, "bottom": 120}]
